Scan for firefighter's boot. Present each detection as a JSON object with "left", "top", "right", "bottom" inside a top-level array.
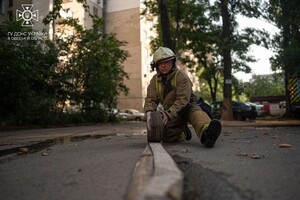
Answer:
[
  {"left": 200, "top": 119, "right": 221, "bottom": 148},
  {"left": 188, "top": 106, "right": 221, "bottom": 148}
]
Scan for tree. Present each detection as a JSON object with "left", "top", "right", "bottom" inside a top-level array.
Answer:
[
  {"left": 157, "top": 0, "right": 173, "bottom": 49},
  {"left": 219, "top": 0, "right": 233, "bottom": 120},
  {"left": 142, "top": 0, "right": 224, "bottom": 102},
  {"left": 266, "top": 0, "right": 300, "bottom": 116},
  {"left": 54, "top": 18, "right": 129, "bottom": 121},
  {"left": 0, "top": 21, "right": 58, "bottom": 126},
  {"left": 43, "top": 1, "right": 130, "bottom": 122},
  {"left": 243, "top": 74, "right": 285, "bottom": 97},
  {"left": 142, "top": 0, "right": 268, "bottom": 118},
  {"left": 210, "top": 0, "right": 268, "bottom": 120},
  {"left": 177, "top": 0, "right": 222, "bottom": 102}
]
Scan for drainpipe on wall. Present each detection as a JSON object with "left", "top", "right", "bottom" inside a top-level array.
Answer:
[{"left": 102, "top": 0, "right": 107, "bottom": 34}]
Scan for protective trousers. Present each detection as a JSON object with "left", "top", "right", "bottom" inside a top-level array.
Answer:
[
  {"left": 186, "top": 104, "right": 211, "bottom": 139},
  {"left": 162, "top": 103, "right": 211, "bottom": 142},
  {"left": 163, "top": 115, "right": 190, "bottom": 143}
]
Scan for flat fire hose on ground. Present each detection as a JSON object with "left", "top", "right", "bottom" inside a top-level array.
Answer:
[
  {"left": 146, "top": 111, "right": 163, "bottom": 142},
  {"left": 138, "top": 111, "right": 183, "bottom": 200}
]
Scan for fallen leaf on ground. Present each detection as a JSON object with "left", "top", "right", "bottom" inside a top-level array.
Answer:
[
  {"left": 251, "top": 153, "right": 261, "bottom": 159},
  {"left": 236, "top": 152, "right": 248, "bottom": 157},
  {"left": 224, "top": 132, "right": 230, "bottom": 136},
  {"left": 278, "top": 143, "right": 292, "bottom": 148},
  {"left": 41, "top": 152, "right": 49, "bottom": 156},
  {"left": 19, "top": 147, "right": 29, "bottom": 153}
]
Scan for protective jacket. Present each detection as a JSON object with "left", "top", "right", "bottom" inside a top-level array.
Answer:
[{"left": 144, "top": 68, "right": 193, "bottom": 120}]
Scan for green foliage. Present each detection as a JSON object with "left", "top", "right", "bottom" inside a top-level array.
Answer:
[
  {"left": 0, "top": 17, "right": 129, "bottom": 127},
  {"left": 55, "top": 18, "right": 129, "bottom": 117},
  {"left": 0, "top": 21, "right": 58, "bottom": 127},
  {"left": 243, "top": 74, "right": 285, "bottom": 97},
  {"left": 266, "top": 0, "right": 300, "bottom": 76}
]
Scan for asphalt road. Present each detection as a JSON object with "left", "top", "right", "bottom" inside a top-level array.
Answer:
[
  {"left": 0, "top": 121, "right": 300, "bottom": 200},
  {"left": 164, "top": 126, "right": 300, "bottom": 200}
]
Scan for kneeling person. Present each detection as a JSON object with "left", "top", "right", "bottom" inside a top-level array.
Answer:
[{"left": 144, "top": 47, "right": 221, "bottom": 148}]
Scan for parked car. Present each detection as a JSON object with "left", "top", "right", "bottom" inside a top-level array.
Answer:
[
  {"left": 119, "top": 109, "right": 145, "bottom": 121},
  {"left": 246, "top": 102, "right": 267, "bottom": 117},
  {"left": 211, "top": 101, "right": 257, "bottom": 121},
  {"left": 117, "top": 112, "right": 128, "bottom": 120},
  {"left": 106, "top": 108, "right": 118, "bottom": 116}
]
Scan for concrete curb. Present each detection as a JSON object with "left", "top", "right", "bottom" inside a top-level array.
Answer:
[
  {"left": 127, "top": 143, "right": 183, "bottom": 200},
  {"left": 221, "top": 120, "right": 300, "bottom": 127}
]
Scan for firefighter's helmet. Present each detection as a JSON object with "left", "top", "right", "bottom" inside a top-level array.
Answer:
[{"left": 150, "top": 47, "right": 176, "bottom": 71}]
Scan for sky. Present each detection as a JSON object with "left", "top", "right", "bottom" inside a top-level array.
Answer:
[{"left": 234, "top": 16, "right": 280, "bottom": 82}]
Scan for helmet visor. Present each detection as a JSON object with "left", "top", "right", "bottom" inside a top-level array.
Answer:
[{"left": 156, "top": 56, "right": 176, "bottom": 65}]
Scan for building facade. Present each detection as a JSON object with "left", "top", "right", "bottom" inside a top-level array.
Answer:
[{"left": 105, "top": 0, "right": 155, "bottom": 111}]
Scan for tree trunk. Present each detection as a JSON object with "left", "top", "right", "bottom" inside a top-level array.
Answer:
[
  {"left": 220, "top": 0, "right": 234, "bottom": 121},
  {"left": 157, "top": 0, "right": 173, "bottom": 49},
  {"left": 281, "top": 0, "right": 292, "bottom": 117},
  {"left": 212, "top": 76, "right": 218, "bottom": 102}
]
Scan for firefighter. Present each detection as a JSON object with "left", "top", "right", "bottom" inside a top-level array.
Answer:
[{"left": 144, "top": 47, "right": 221, "bottom": 148}]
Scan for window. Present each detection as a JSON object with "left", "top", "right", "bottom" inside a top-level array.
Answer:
[
  {"left": 8, "top": 11, "right": 13, "bottom": 20},
  {"left": 93, "top": 6, "right": 98, "bottom": 17},
  {"left": 9, "top": 0, "right": 13, "bottom": 7},
  {"left": 0, "top": 0, "right": 3, "bottom": 14}
]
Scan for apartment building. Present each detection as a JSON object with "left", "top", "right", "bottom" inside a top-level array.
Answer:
[
  {"left": 105, "top": 0, "right": 155, "bottom": 111},
  {"left": 59, "top": 0, "right": 103, "bottom": 29}
]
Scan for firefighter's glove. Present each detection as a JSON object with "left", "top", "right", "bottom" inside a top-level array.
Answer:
[{"left": 161, "top": 111, "right": 170, "bottom": 125}]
